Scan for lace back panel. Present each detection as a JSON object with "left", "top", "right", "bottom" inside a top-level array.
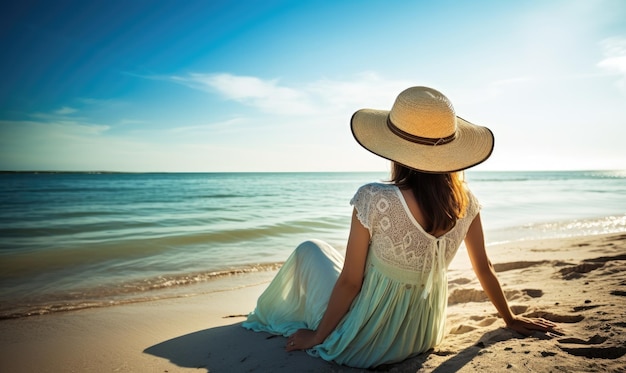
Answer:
[{"left": 350, "top": 183, "right": 479, "bottom": 274}]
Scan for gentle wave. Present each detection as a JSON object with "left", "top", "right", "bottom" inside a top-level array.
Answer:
[
  {"left": 467, "top": 170, "right": 626, "bottom": 182},
  {"left": 484, "top": 214, "right": 626, "bottom": 247},
  {"left": 0, "top": 216, "right": 347, "bottom": 277}
]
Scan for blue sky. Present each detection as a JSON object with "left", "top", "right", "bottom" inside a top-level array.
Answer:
[{"left": 1, "top": 0, "right": 625, "bottom": 172}]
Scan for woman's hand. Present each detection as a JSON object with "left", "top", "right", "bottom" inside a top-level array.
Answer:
[
  {"left": 464, "top": 216, "right": 564, "bottom": 339},
  {"left": 286, "top": 329, "right": 322, "bottom": 351},
  {"left": 506, "top": 315, "right": 562, "bottom": 337}
]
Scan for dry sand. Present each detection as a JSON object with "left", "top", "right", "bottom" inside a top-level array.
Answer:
[{"left": 1, "top": 233, "right": 625, "bottom": 372}]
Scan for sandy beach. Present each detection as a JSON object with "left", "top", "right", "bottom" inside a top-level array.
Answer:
[{"left": 1, "top": 233, "right": 625, "bottom": 372}]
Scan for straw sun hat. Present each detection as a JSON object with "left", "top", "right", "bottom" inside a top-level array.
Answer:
[{"left": 351, "top": 86, "right": 494, "bottom": 173}]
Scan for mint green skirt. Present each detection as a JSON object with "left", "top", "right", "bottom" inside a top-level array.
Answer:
[{"left": 242, "top": 239, "right": 447, "bottom": 368}]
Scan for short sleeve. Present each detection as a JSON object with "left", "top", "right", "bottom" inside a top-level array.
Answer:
[
  {"left": 465, "top": 188, "right": 481, "bottom": 220},
  {"left": 350, "top": 184, "right": 374, "bottom": 234}
]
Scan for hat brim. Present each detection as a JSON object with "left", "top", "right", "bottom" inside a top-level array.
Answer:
[{"left": 351, "top": 109, "right": 494, "bottom": 173}]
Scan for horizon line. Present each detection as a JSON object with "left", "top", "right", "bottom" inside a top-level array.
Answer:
[{"left": 2, "top": 169, "right": 624, "bottom": 175}]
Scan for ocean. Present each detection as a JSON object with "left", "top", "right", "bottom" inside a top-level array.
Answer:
[{"left": 1, "top": 170, "right": 625, "bottom": 319}]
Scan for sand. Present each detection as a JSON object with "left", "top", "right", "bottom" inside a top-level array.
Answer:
[{"left": 1, "top": 233, "right": 625, "bottom": 372}]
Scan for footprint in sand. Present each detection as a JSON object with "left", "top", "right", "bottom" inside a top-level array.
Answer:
[
  {"left": 492, "top": 261, "right": 547, "bottom": 273},
  {"left": 560, "top": 253, "right": 626, "bottom": 280},
  {"left": 469, "top": 315, "right": 498, "bottom": 326},
  {"left": 558, "top": 334, "right": 608, "bottom": 345},
  {"left": 509, "top": 304, "right": 529, "bottom": 315},
  {"left": 558, "top": 346, "right": 626, "bottom": 359},
  {"left": 559, "top": 262, "right": 605, "bottom": 280},
  {"left": 449, "top": 324, "right": 477, "bottom": 335},
  {"left": 522, "top": 288, "right": 543, "bottom": 298},
  {"left": 583, "top": 254, "right": 626, "bottom": 263},
  {"left": 477, "top": 317, "right": 498, "bottom": 327},
  {"left": 448, "top": 316, "right": 501, "bottom": 335}
]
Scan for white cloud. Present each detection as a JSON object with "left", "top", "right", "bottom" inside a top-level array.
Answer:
[
  {"left": 306, "top": 72, "right": 411, "bottom": 110},
  {"left": 171, "top": 73, "right": 316, "bottom": 115},
  {"left": 55, "top": 106, "right": 77, "bottom": 115},
  {"left": 600, "top": 36, "right": 626, "bottom": 58},
  {"left": 1, "top": 119, "right": 109, "bottom": 139},
  {"left": 169, "top": 72, "right": 413, "bottom": 117},
  {"left": 598, "top": 56, "right": 626, "bottom": 74},
  {"left": 598, "top": 36, "right": 626, "bottom": 90},
  {"left": 168, "top": 117, "right": 245, "bottom": 134},
  {"left": 12, "top": 106, "right": 110, "bottom": 136}
]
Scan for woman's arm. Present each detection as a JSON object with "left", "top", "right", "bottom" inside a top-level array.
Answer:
[
  {"left": 286, "top": 208, "right": 370, "bottom": 351},
  {"left": 464, "top": 213, "right": 558, "bottom": 336}
]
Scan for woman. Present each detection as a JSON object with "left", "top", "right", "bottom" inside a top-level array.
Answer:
[{"left": 242, "top": 86, "right": 556, "bottom": 368}]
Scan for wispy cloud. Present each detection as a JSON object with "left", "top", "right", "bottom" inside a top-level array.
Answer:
[
  {"left": 23, "top": 107, "right": 109, "bottom": 134},
  {"left": 1, "top": 119, "right": 110, "bottom": 137},
  {"left": 599, "top": 56, "right": 626, "bottom": 74},
  {"left": 490, "top": 77, "right": 533, "bottom": 87},
  {"left": 55, "top": 106, "right": 77, "bottom": 115},
  {"left": 117, "top": 118, "right": 147, "bottom": 126},
  {"left": 168, "top": 117, "right": 245, "bottom": 134},
  {"left": 0, "top": 119, "right": 137, "bottom": 171},
  {"left": 306, "top": 72, "right": 410, "bottom": 109},
  {"left": 168, "top": 71, "right": 412, "bottom": 115},
  {"left": 170, "top": 73, "right": 316, "bottom": 115},
  {"left": 598, "top": 36, "right": 626, "bottom": 90},
  {"left": 2, "top": 104, "right": 109, "bottom": 139}
]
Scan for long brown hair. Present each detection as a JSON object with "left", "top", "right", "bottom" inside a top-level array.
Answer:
[{"left": 390, "top": 162, "right": 468, "bottom": 234}]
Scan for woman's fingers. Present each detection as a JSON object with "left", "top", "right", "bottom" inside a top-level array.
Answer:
[
  {"left": 510, "top": 316, "right": 566, "bottom": 338},
  {"left": 534, "top": 317, "right": 557, "bottom": 328},
  {"left": 531, "top": 318, "right": 566, "bottom": 335}
]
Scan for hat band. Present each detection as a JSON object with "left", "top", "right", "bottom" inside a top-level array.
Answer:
[{"left": 387, "top": 117, "right": 456, "bottom": 146}]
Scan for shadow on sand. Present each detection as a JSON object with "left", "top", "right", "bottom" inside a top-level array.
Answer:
[
  {"left": 144, "top": 321, "right": 344, "bottom": 372},
  {"left": 144, "top": 322, "right": 519, "bottom": 373}
]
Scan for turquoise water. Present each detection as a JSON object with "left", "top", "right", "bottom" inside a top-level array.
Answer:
[{"left": 1, "top": 170, "right": 625, "bottom": 318}]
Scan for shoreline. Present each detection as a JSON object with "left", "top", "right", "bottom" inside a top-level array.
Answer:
[
  {"left": 0, "top": 264, "right": 281, "bottom": 321},
  {"left": 1, "top": 232, "right": 625, "bottom": 372},
  {"left": 3, "top": 215, "right": 625, "bottom": 321}
]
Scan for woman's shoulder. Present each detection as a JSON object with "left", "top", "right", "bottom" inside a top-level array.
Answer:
[
  {"left": 351, "top": 182, "right": 397, "bottom": 205},
  {"left": 356, "top": 182, "right": 396, "bottom": 193}
]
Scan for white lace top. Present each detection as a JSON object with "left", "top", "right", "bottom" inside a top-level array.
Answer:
[{"left": 351, "top": 182, "right": 480, "bottom": 290}]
